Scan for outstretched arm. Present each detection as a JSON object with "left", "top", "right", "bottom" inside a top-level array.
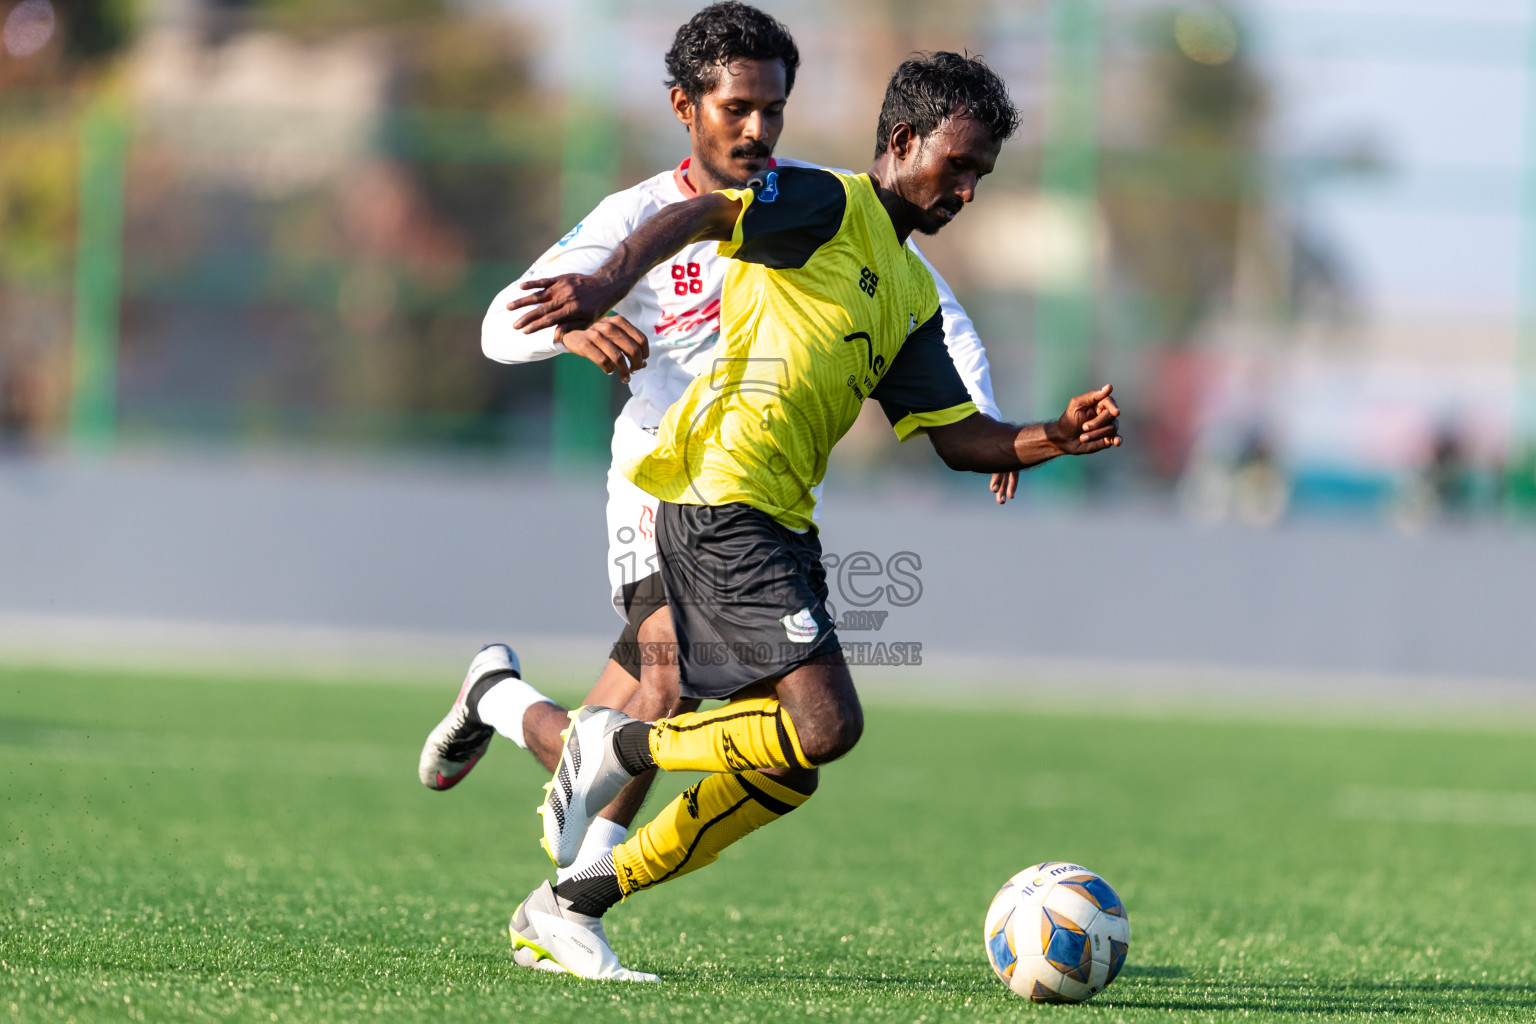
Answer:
[
  {"left": 927, "top": 385, "right": 1122, "bottom": 473},
  {"left": 509, "top": 193, "right": 742, "bottom": 336}
]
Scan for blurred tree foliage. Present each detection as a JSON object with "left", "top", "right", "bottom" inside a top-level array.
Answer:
[
  {"left": 246, "top": 0, "right": 445, "bottom": 36},
  {"left": 0, "top": 0, "right": 137, "bottom": 280},
  {"left": 1094, "top": 5, "right": 1377, "bottom": 484},
  {"left": 0, "top": 0, "right": 137, "bottom": 439},
  {"left": 62, "top": 0, "right": 135, "bottom": 61},
  {"left": 157, "top": 0, "right": 567, "bottom": 448},
  {"left": 1099, "top": 4, "right": 1269, "bottom": 346},
  {"left": 0, "top": 119, "right": 75, "bottom": 284}
]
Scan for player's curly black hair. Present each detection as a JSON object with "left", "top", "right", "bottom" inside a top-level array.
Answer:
[
  {"left": 664, "top": 2, "right": 800, "bottom": 105},
  {"left": 873, "top": 51, "right": 1020, "bottom": 157}
]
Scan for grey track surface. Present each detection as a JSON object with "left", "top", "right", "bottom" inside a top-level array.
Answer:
[
  {"left": 0, "top": 452, "right": 1531, "bottom": 703},
  {"left": 812, "top": 484, "right": 1536, "bottom": 682}
]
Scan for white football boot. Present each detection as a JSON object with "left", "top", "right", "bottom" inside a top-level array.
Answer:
[
  {"left": 508, "top": 880, "right": 659, "bottom": 982},
  {"left": 538, "top": 706, "right": 637, "bottom": 867},
  {"left": 417, "top": 644, "right": 520, "bottom": 791}
]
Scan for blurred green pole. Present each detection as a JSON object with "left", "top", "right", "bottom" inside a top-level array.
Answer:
[
  {"left": 70, "top": 102, "right": 129, "bottom": 451},
  {"left": 1034, "top": 0, "right": 1103, "bottom": 492},
  {"left": 1513, "top": 4, "right": 1536, "bottom": 513},
  {"left": 552, "top": 0, "right": 622, "bottom": 471}
]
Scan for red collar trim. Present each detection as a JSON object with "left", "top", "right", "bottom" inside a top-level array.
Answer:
[
  {"left": 673, "top": 158, "right": 697, "bottom": 197},
  {"left": 674, "top": 156, "right": 778, "bottom": 198}
]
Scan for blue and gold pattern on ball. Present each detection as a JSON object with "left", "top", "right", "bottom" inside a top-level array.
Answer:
[
  {"left": 1060, "top": 873, "right": 1127, "bottom": 917},
  {"left": 982, "top": 862, "right": 1132, "bottom": 1004},
  {"left": 985, "top": 906, "right": 1017, "bottom": 981},
  {"left": 1041, "top": 907, "right": 1093, "bottom": 982}
]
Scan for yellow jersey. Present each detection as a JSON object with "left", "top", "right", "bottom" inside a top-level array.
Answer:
[{"left": 623, "top": 167, "right": 978, "bottom": 532}]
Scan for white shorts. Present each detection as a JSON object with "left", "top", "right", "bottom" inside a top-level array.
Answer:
[{"left": 605, "top": 415, "right": 662, "bottom": 619}]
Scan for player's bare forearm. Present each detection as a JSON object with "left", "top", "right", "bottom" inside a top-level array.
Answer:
[
  {"left": 598, "top": 197, "right": 739, "bottom": 296},
  {"left": 928, "top": 385, "right": 1122, "bottom": 472},
  {"left": 509, "top": 194, "right": 742, "bottom": 335},
  {"left": 928, "top": 415, "right": 1063, "bottom": 472}
]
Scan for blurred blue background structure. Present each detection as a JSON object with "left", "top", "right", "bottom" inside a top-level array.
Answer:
[{"left": 1, "top": 0, "right": 1532, "bottom": 686}]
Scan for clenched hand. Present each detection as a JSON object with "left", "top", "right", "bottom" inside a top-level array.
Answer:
[{"left": 1045, "top": 384, "right": 1122, "bottom": 456}]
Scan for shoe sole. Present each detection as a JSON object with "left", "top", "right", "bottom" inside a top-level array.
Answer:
[
  {"left": 420, "top": 704, "right": 494, "bottom": 791},
  {"left": 509, "top": 921, "right": 566, "bottom": 972},
  {"left": 508, "top": 921, "right": 659, "bottom": 982},
  {"left": 419, "top": 646, "right": 514, "bottom": 791}
]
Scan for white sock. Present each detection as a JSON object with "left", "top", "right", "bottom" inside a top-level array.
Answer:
[
  {"left": 475, "top": 677, "right": 555, "bottom": 750},
  {"left": 556, "top": 817, "right": 628, "bottom": 884}
]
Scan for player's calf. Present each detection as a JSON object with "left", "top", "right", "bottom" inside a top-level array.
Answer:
[
  {"left": 536, "top": 767, "right": 817, "bottom": 933},
  {"left": 540, "top": 681, "right": 853, "bottom": 867},
  {"left": 612, "top": 768, "right": 816, "bottom": 897}
]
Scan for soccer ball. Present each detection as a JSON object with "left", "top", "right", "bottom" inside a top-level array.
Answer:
[{"left": 983, "top": 861, "right": 1130, "bottom": 1003}]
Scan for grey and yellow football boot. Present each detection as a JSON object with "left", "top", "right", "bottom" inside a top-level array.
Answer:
[{"left": 508, "top": 880, "right": 658, "bottom": 982}]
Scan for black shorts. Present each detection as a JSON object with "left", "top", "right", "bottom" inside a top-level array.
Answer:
[
  {"left": 655, "top": 500, "right": 841, "bottom": 699},
  {"left": 608, "top": 570, "right": 669, "bottom": 680}
]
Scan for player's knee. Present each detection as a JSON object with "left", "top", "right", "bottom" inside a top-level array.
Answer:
[
  {"left": 798, "top": 705, "right": 863, "bottom": 765},
  {"left": 832, "top": 707, "right": 865, "bottom": 760}
]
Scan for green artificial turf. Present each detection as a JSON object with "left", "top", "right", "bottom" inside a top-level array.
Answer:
[{"left": 4, "top": 662, "right": 1536, "bottom": 1022}]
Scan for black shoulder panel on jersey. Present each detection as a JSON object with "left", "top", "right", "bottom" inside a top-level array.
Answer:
[
  {"left": 733, "top": 167, "right": 848, "bottom": 270},
  {"left": 871, "top": 310, "right": 973, "bottom": 423}
]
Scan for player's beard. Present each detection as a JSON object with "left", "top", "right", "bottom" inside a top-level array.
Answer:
[
  {"left": 696, "top": 138, "right": 774, "bottom": 190},
  {"left": 910, "top": 195, "right": 964, "bottom": 236},
  {"left": 892, "top": 160, "right": 964, "bottom": 236}
]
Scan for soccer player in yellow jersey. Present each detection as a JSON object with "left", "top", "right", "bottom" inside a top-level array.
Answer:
[{"left": 502, "top": 52, "right": 1123, "bottom": 980}]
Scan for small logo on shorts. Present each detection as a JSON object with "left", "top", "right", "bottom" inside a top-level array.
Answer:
[{"left": 780, "top": 606, "right": 820, "bottom": 644}]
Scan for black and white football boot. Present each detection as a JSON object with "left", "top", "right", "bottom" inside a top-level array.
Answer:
[
  {"left": 417, "top": 644, "right": 520, "bottom": 791},
  {"left": 537, "top": 706, "right": 638, "bottom": 867}
]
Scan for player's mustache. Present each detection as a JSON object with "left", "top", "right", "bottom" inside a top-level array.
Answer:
[
  {"left": 937, "top": 196, "right": 964, "bottom": 216},
  {"left": 731, "top": 141, "right": 772, "bottom": 160}
]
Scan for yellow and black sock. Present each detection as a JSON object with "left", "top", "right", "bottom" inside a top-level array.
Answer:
[
  {"left": 612, "top": 769, "right": 814, "bottom": 897},
  {"left": 615, "top": 698, "right": 815, "bottom": 775}
]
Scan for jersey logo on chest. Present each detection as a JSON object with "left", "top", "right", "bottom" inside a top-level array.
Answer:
[
  {"left": 842, "top": 331, "right": 888, "bottom": 401},
  {"left": 858, "top": 266, "right": 879, "bottom": 297},
  {"left": 670, "top": 261, "right": 704, "bottom": 296}
]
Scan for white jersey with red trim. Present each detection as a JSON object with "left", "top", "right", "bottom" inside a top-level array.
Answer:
[
  {"left": 482, "top": 157, "right": 1003, "bottom": 614},
  {"left": 482, "top": 157, "right": 1002, "bottom": 429}
]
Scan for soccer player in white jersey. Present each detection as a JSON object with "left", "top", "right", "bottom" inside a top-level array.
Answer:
[{"left": 416, "top": 3, "right": 1015, "bottom": 978}]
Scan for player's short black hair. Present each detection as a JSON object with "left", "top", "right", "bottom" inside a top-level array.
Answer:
[
  {"left": 873, "top": 51, "right": 1020, "bottom": 157},
  {"left": 664, "top": 2, "right": 800, "bottom": 105}
]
